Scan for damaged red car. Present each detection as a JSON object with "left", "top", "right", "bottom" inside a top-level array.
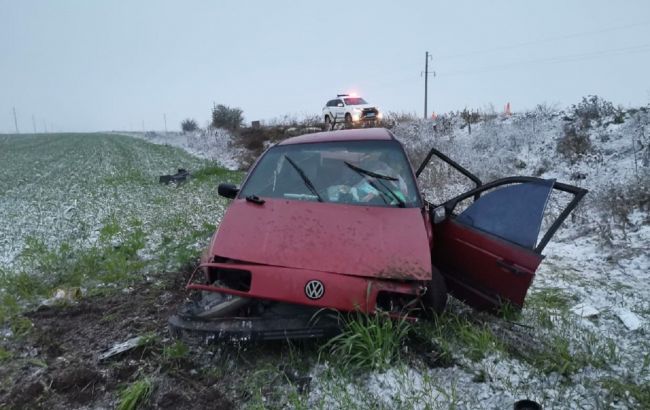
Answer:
[{"left": 169, "top": 128, "right": 586, "bottom": 341}]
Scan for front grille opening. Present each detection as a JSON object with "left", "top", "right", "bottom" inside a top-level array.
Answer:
[
  {"left": 376, "top": 291, "right": 419, "bottom": 314},
  {"left": 207, "top": 267, "right": 252, "bottom": 292}
]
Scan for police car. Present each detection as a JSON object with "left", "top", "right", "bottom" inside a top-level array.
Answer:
[{"left": 323, "top": 94, "right": 382, "bottom": 125}]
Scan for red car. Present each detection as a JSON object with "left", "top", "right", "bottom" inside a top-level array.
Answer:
[{"left": 170, "top": 128, "right": 586, "bottom": 341}]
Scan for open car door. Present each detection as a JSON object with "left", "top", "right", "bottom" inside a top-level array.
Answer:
[{"left": 417, "top": 148, "right": 587, "bottom": 311}]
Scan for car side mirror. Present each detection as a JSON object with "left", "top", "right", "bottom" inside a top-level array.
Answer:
[
  {"left": 432, "top": 206, "right": 446, "bottom": 224},
  {"left": 218, "top": 183, "right": 239, "bottom": 199}
]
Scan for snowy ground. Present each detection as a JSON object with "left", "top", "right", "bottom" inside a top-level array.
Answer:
[
  {"left": 1, "top": 104, "right": 648, "bottom": 408},
  {"left": 120, "top": 129, "right": 242, "bottom": 171}
]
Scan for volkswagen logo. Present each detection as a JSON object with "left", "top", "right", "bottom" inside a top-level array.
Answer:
[{"left": 304, "top": 280, "right": 325, "bottom": 300}]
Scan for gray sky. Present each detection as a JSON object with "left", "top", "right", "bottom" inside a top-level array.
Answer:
[{"left": 2, "top": 0, "right": 650, "bottom": 133}]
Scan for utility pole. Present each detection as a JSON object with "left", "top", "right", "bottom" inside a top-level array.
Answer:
[
  {"left": 163, "top": 113, "right": 167, "bottom": 133},
  {"left": 12, "top": 106, "right": 19, "bottom": 134},
  {"left": 422, "top": 52, "right": 436, "bottom": 119},
  {"left": 32, "top": 115, "right": 37, "bottom": 134}
]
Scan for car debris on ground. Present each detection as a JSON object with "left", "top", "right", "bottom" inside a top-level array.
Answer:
[{"left": 159, "top": 168, "right": 190, "bottom": 184}]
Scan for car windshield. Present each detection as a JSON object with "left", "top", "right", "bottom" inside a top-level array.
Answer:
[
  {"left": 239, "top": 140, "right": 421, "bottom": 207},
  {"left": 343, "top": 97, "right": 367, "bottom": 105}
]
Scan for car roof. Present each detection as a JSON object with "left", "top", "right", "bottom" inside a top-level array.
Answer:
[{"left": 278, "top": 128, "right": 394, "bottom": 145}]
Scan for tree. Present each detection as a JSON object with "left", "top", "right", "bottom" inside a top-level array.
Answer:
[
  {"left": 211, "top": 104, "right": 243, "bottom": 132},
  {"left": 460, "top": 108, "right": 480, "bottom": 135},
  {"left": 181, "top": 118, "right": 198, "bottom": 133}
]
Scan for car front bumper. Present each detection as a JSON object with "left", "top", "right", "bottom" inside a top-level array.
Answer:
[{"left": 186, "top": 262, "right": 425, "bottom": 314}]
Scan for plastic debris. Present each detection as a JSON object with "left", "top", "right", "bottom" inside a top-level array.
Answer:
[
  {"left": 614, "top": 308, "right": 642, "bottom": 331},
  {"left": 98, "top": 336, "right": 143, "bottom": 362}
]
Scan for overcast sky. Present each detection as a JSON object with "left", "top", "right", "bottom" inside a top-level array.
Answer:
[{"left": 1, "top": 0, "right": 650, "bottom": 133}]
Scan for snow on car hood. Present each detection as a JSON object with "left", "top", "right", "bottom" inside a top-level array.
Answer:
[{"left": 211, "top": 198, "right": 431, "bottom": 280}]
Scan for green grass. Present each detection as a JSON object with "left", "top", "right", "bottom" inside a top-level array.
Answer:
[
  {"left": 0, "top": 346, "right": 12, "bottom": 362},
  {"left": 416, "top": 312, "right": 503, "bottom": 364},
  {"left": 117, "top": 377, "right": 154, "bottom": 410},
  {"left": 162, "top": 340, "right": 190, "bottom": 362},
  {"left": 192, "top": 165, "right": 239, "bottom": 182},
  {"left": 526, "top": 287, "right": 575, "bottom": 311},
  {"left": 321, "top": 312, "right": 412, "bottom": 371}
]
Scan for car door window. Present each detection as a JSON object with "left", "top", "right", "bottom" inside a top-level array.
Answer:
[{"left": 455, "top": 179, "right": 554, "bottom": 249}]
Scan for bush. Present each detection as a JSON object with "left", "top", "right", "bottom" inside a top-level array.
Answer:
[
  {"left": 231, "top": 126, "right": 285, "bottom": 168},
  {"left": 264, "top": 113, "right": 323, "bottom": 128},
  {"left": 180, "top": 118, "right": 198, "bottom": 133},
  {"left": 557, "top": 124, "right": 592, "bottom": 163},
  {"left": 383, "top": 111, "right": 419, "bottom": 124},
  {"left": 534, "top": 102, "right": 559, "bottom": 119},
  {"left": 571, "top": 95, "right": 616, "bottom": 128},
  {"left": 211, "top": 104, "right": 243, "bottom": 132}
]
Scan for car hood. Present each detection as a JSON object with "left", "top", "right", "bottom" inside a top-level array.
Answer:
[{"left": 211, "top": 198, "right": 431, "bottom": 280}]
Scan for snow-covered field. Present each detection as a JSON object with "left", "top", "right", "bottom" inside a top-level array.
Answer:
[
  {"left": 120, "top": 129, "right": 242, "bottom": 171},
  {"left": 1, "top": 104, "right": 648, "bottom": 408},
  {"left": 0, "top": 133, "right": 238, "bottom": 274}
]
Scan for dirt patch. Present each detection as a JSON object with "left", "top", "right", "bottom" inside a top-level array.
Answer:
[{"left": 0, "top": 272, "right": 236, "bottom": 409}]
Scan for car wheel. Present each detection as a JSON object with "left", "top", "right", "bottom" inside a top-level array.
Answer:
[
  {"left": 324, "top": 115, "right": 330, "bottom": 125},
  {"left": 422, "top": 268, "right": 447, "bottom": 316},
  {"left": 344, "top": 113, "right": 352, "bottom": 125}
]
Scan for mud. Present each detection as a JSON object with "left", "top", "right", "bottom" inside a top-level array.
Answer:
[{"left": 0, "top": 272, "right": 236, "bottom": 410}]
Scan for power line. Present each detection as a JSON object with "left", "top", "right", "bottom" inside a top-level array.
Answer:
[
  {"left": 436, "top": 20, "right": 650, "bottom": 61},
  {"left": 439, "top": 43, "right": 650, "bottom": 77}
]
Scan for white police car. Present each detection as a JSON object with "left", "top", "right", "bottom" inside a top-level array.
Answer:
[{"left": 323, "top": 94, "right": 382, "bottom": 125}]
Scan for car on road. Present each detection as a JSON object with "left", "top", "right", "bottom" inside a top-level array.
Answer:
[
  {"left": 170, "top": 127, "right": 586, "bottom": 341},
  {"left": 322, "top": 94, "right": 382, "bottom": 125}
]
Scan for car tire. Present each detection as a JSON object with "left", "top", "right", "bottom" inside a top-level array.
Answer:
[
  {"left": 344, "top": 113, "right": 352, "bottom": 125},
  {"left": 324, "top": 115, "right": 330, "bottom": 125},
  {"left": 422, "top": 268, "right": 447, "bottom": 316}
]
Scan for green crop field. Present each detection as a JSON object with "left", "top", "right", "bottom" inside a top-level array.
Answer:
[{"left": 0, "top": 133, "right": 240, "bottom": 315}]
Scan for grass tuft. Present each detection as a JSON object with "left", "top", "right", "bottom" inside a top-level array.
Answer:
[
  {"left": 526, "top": 287, "right": 574, "bottom": 311},
  {"left": 420, "top": 312, "right": 503, "bottom": 363},
  {"left": 117, "top": 377, "right": 154, "bottom": 410},
  {"left": 0, "top": 346, "right": 13, "bottom": 361},
  {"left": 162, "top": 340, "right": 190, "bottom": 362},
  {"left": 321, "top": 312, "right": 411, "bottom": 371}
]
